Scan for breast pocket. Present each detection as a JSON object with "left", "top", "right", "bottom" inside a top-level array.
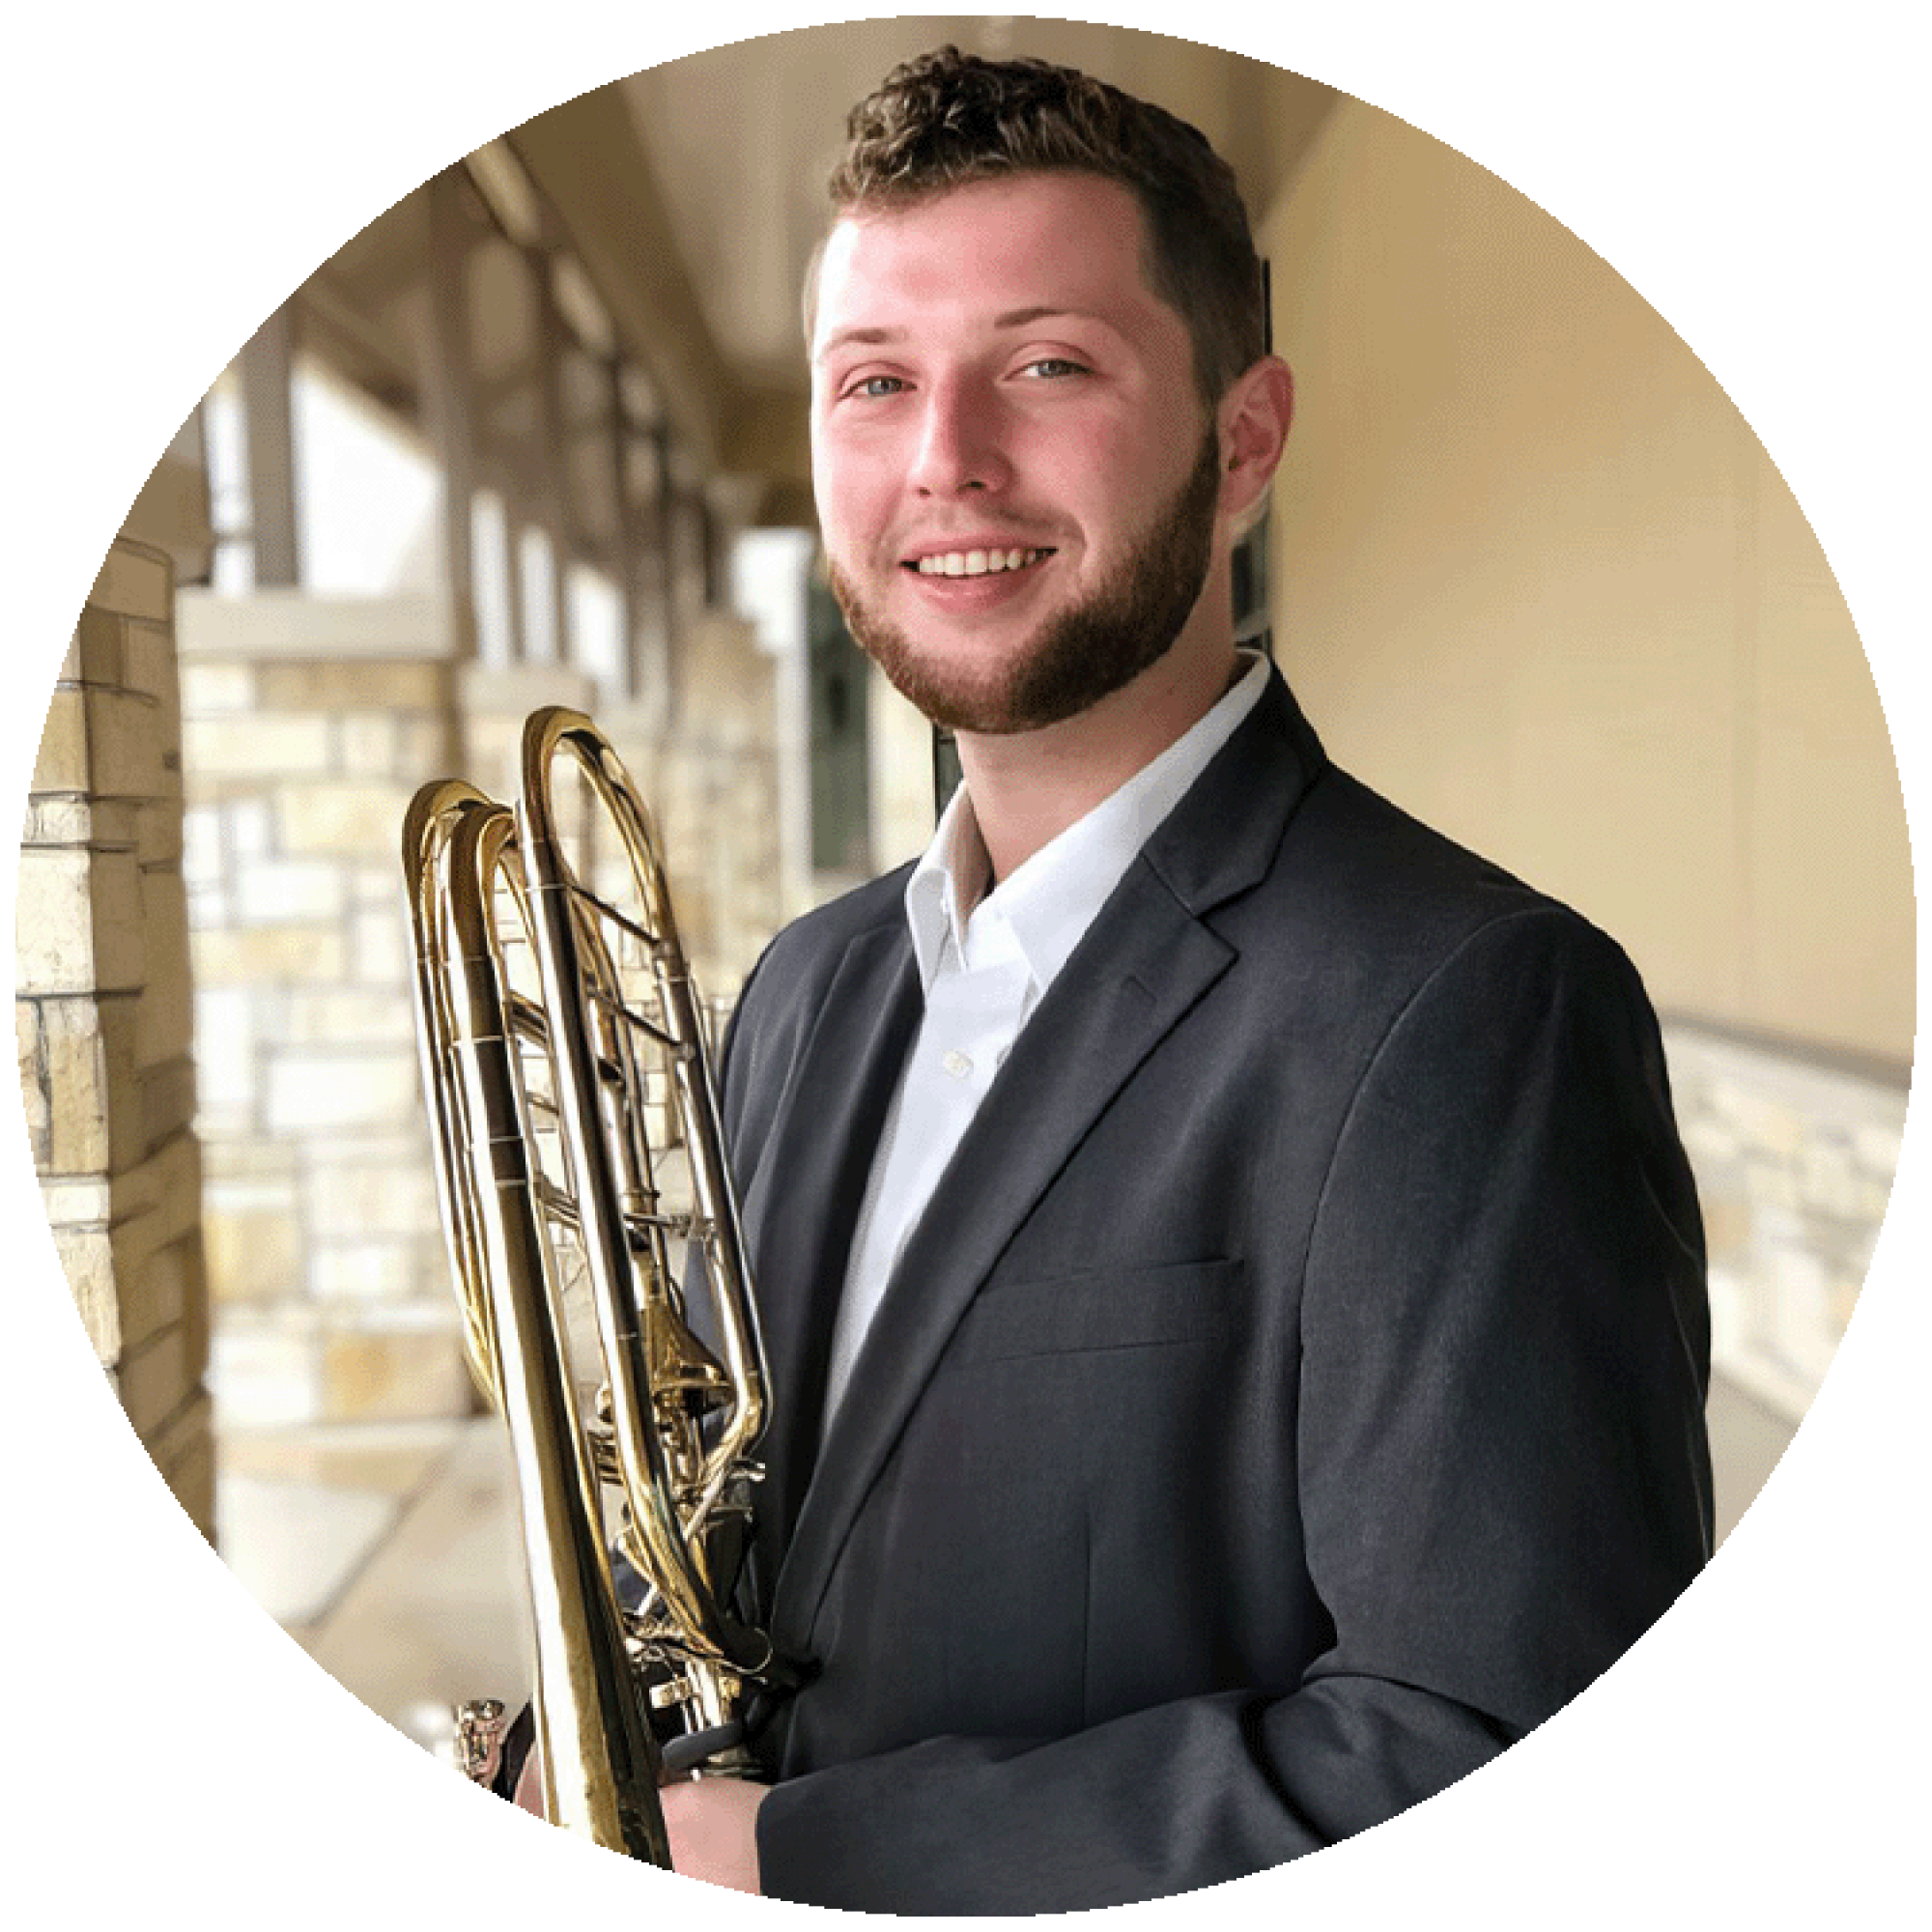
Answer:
[{"left": 947, "top": 1256, "right": 1247, "bottom": 1365}]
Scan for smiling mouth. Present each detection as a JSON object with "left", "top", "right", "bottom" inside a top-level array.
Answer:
[{"left": 905, "top": 547, "right": 1054, "bottom": 579}]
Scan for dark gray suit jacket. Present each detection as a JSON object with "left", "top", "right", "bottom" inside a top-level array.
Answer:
[{"left": 719, "top": 669, "right": 1712, "bottom": 1911}]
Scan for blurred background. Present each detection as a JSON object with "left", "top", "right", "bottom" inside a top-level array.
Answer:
[{"left": 14, "top": 18, "right": 1911, "bottom": 1768}]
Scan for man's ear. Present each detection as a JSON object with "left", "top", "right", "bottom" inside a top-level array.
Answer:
[{"left": 1218, "top": 355, "right": 1294, "bottom": 530}]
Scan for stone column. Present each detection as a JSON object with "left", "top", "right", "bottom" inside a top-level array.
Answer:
[
  {"left": 601, "top": 611, "right": 781, "bottom": 1006},
  {"left": 177, "top": 589, "right": 469, "bottom": 1429},
  {"left": 18, "top": 537, "right": 214, "bottom": 1538}
]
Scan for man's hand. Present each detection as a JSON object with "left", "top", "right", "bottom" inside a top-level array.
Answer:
[
  {"left": 659, "top": 1776, "right": 767, "bottom": 1894},
  {"left": 505, "top": 1747, "right": 763, "bottom": 1893},
  {"left": 512, "top": 1747, "right": 545, "bottom": 1818}
]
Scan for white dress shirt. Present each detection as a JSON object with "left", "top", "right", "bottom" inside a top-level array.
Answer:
[{"left": 819, "top": 652, "right": 1269, "bottom": 1425}]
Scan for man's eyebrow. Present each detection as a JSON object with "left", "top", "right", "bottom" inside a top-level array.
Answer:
[
  {"left": 816, "top": 308, "right": 1115, "bottom": 362},
  {"left": 991, "top": 306, "right": 1103, "bottom": 331},
  {"left": 816, "top": 327, "right": 898, "bottom": 360}
]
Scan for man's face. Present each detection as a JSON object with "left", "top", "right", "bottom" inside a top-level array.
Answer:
[{"left": 809, "top": 172, "right": 1227, "bottom": 736}]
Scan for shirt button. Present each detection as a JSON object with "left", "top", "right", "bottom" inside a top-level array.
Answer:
[{"left": 941, "top": 1048, "right": 973, "bottom": 1079}]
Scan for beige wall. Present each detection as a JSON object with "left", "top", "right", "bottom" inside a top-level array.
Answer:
[{"left": 1256, "top": 93, "right": 1913, "bottom": 1066}]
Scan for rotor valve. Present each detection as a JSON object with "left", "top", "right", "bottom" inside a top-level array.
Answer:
[{"left": 455, "top": 1697, "right": 508, "bottom": 1786}]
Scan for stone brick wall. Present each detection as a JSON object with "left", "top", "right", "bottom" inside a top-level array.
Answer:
[
  {"left": 18, "top": 537, "right": 214, "bottom": 1538},
  {"left": 1662, "top": 1018, "right": 1908, "bottom": 1423},
  {"left": 626, "top": 611, "right": 784, "bottom": 1001},
  {"left": 176, "top": 593, "right": 781, "bottom": 1435},
  {"left": 177, "top": 590, "right": 470, "bottom": 1430}
]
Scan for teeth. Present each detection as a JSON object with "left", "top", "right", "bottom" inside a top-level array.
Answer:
[{"left": 915, "top": 548, "right": 1046, "bottom": 577}]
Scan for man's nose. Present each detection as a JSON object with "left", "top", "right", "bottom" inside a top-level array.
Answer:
[{"left": 908, "top": 381, "right": 1010, "bottom": 497}]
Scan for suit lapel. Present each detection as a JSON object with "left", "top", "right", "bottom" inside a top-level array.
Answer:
[
  {"left": 770, "top": 870, "right": 1236, "bottom": 1651},
  {"left": 741, "top": 920, "right": 922, "bottom": 1581},
  {"left": 770, "top": 672, "right": 1328, "bottom": 1652}
]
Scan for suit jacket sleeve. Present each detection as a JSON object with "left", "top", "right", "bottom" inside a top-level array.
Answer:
[{"left": 753, "top": 906, "right": 1712, "bottom": 1911}]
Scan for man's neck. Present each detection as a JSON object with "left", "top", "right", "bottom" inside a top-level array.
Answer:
[{"left": 954, "top": 635, "right": 1241, "bottom": 883}]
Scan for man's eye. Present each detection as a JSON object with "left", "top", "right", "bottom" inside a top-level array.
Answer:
[
  {"left": 1023, "top": 357, "right": 1090, "bottom": 380},
  {"left": 848, "top": 375, "right": 905, "bottom": 399}
]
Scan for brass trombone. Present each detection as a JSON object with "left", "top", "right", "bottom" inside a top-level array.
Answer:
[{"left": 402, "top": 708, "right": 780, "bottom": 1863}]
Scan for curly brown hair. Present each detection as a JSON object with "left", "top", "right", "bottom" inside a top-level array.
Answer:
[{"left": 821, "top": 45, "right": 1266, "bottom": 405}]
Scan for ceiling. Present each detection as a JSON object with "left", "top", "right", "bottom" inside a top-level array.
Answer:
[{"left": 297, "top": 21, "right": 1336, "bottom": 535}]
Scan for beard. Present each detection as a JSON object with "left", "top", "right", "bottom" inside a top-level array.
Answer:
[{"left": 827, "top": 425, "right": 1224, "bottom": 736}]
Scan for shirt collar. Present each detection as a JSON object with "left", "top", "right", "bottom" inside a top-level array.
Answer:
[{"left": 903, "top": 650, "right": 1270, "bottom": 995}]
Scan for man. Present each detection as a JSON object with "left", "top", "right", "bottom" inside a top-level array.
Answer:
[{"left": 659, "top": 46, "right": 1712, "bottom": 1910}]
